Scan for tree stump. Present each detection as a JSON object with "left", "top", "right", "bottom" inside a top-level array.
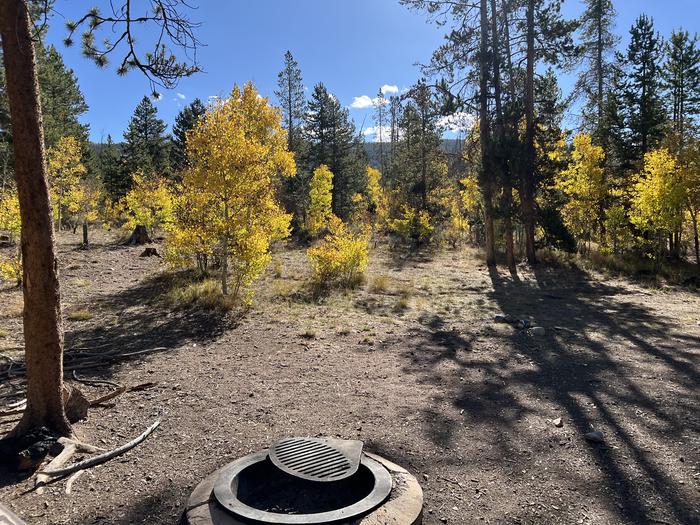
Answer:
[
  {"left": 127, "top": 225, "right": 152, "bottom": 245},
  {"left": 140, "top": 247, "right": 161, "bottom": 257}
]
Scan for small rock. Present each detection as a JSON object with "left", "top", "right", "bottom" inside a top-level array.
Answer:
[
  {"left": 553, "top": 417, "right": 563, "bottom": 428},
  {"left": 423, "top": 473, "right": 429, "bottom": 481},
  {"left": 531, "top": 326, "right": 546, "bottom": 336},
  {"left": 440, "top": 518, "right": 448, "bottom": 524},
  {"left": 585, "top": 431, "right": 604, "bottom": 443},
  {"left": 494, "top": 314, "right": 507, "bottom": 323}
]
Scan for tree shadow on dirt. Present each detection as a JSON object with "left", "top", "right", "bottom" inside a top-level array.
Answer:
[
  {"left": 399, "top": 263, "right": 700, "bottom": 525},
  {"left": 60, "top": 272, "right": 234, "bottom": 381}
]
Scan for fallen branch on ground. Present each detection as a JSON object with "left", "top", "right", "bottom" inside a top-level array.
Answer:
[
  {"left": 72, "top": 370, "right": 121, "bottom": 389},
  {"left": 65, "top": 470, "right": 85, "bottom": 494},
  {"left": 39, "top": 420, "right": 160, "bottom": 479},
  {"left": 89, "top": 386, "right": 127, "bottom": 406},
  {"left": 0, "top": 347, "right": 168, "bottom": 380},
  {"left": 36, "top": 443, "right": 76, "bottom": 493},
  {"left": 57, "top": 437, "right": 106, "bottom": 454}
]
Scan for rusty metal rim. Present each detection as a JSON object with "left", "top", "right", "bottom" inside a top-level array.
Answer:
[{"left": 213, "top": 451, "right": 393, "bottom": 524}]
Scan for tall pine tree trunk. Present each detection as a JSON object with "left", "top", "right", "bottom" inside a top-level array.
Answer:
[
  {"left": 522, "top": 0, "right": 537, "bottom": 264},
  {"left": 480, "top": 0, "right": 496, "bottom": 266},
  {"left": 0, "top": 0, "right": 71, "bottom": 437},
  {"left": 490, "top": 0, "right": 515, "bottom": 272}
]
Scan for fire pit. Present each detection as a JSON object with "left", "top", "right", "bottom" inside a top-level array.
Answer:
[{"left": 185, "top": 437, "right": 423, "bottom": 524}]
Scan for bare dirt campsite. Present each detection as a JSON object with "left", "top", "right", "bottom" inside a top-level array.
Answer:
[
  {"left": 1, "top": 232, "right": 698, "bottom": 525},
  {"left": 2, "top": 0, "right": 700, "bottom": 524}
]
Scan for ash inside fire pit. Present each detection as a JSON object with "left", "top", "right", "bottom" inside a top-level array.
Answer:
[{"left": 236, "top": 457, "right": 375, "bottom": 514}]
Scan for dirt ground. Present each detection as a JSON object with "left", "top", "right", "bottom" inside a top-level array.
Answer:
[{"left": 1, "top": 231, "right": 699, "bottom": 525}]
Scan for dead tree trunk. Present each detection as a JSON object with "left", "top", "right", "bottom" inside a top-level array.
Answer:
[{"left": 0, "top": 0, "right": 71, "bottom": 437}]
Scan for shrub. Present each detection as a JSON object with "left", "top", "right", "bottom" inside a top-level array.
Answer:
[
  {"left": 308, "top": 217, "right": 369, "bottom": 288},
  {"left": 389, "top": 206, "right": 433, "bottom": 246},
  {"left": 0, "top": 255, "right": 22, "bottom": 286}
]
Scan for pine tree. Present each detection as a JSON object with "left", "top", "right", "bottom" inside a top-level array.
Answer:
[
  {"left": 171, "top": 97, "right": 206, "bottom": 172},
  {"left": 664, "top": 30, "right": 700, "bottom": 144},
  {"left": 305, "top": 83, "right": 365, "bottom": 219},
  {"left": 275, "top": 51, "right": 306, "bottom": 153},
  {"left": 394, "top": 81, "right": 448, "bottom": 215},
  {"left": 1, "top": 42, "right": 89, "bottom": 185},
  {"left": 122, "top": 96, "right": 170, "bottom": 180},
  {"left": 625, "top": 15, "right": 666, "bottom": 160},
  {"left": 99, "top": 135, "right": 126, "bottom": 199},
  {"left": 36, "top": 45, "right": 89, "bottom": 147},
  {"left": 373, "top": 89, "right": 387, "bottom": 173},
  {"left": 575, "top": 0, "right": 619, "bottom": 142}
]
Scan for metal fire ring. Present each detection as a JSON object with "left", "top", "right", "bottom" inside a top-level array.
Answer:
[{"left": 213, "top": 451, "right": 393, "bottom": 524}]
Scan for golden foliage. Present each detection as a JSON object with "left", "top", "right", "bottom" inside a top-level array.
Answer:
[
  {"left": 365, "top": 166, "right": 389, "bottom": 230},
  {"left": 389, "top": 206, "right": 433, "bottom": 246},
  {"left": 555, "top": 133, "right": 606, "bottom": 244},
  {"left": 47, "top": 135, "right": 86, "bottom": 229},
  {"left": 307, "top": 164, "right": 335, "bottom": 237},
  {"left": 0, "top": 190, "right": 22, "bottom": 285},
  {"left": 123, "top": 171, "right": 174, "bottom": 236},
  {"left": 308, "top": 216, "right": 369, "bottom": 288},
  {"left": 173, "top": 81, "right": 294, "bottom": 299},
  {"left": 629, "top": 148, "right": 685, "bottom": 235}
]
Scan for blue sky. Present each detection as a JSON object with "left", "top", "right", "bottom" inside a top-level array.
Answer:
[{"left": 44, "top": 1, "right": 700, "bottom": 143}]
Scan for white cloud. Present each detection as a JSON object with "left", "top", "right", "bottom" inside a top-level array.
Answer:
[
  {"left": 350, "top": 95, "right": 374, "bottom": 109},
  {"left": 436, "top": 111, "right": 475, "bottom": 134},
  {"left": 380, "top": 84, "right": 399, "bottom": 95},
  {"left": 363, "top": 125, "right": 393, "bottom": 143},
  {"left": 350, "top": 94, "right": 390, "bottom": 109},
  {"left": 176, "top": 93, "right": 186, "bottom": 100}
]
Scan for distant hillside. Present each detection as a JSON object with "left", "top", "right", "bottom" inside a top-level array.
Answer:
[
  {"left": 363, "top": 139, "right": 465, "bottom": 168},
  {"left": 90, "top": 139, "right": 466, "bottom": 168}
]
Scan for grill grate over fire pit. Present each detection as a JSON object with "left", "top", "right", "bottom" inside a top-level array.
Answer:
[{"left": 269, "top": 437, "right": 362, "bottom": 482}]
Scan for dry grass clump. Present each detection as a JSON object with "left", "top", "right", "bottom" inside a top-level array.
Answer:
[
  {"left": 368, "top": 274, "right": 390, "bottom": 293},
  {"left": 1, "top": 299, "right": 23, "bottom": 319},
  {"left": 164, "top": 277, "right": 237, "bottom": 311},
  {"left": 393, "top": 282, "right": 414, "bottom": 312},
  {"left": 537, "top": 247, "right": 699, "bottom": 287},
  {"left": 0, "top": 329, "right": 8, "bottom": 338},
  {"left": 66, "top": 309, "right": 93, "bottom": 321}
]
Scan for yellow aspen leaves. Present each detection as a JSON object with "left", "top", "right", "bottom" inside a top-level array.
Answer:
[
  {"left": 172, "top": 81, "right": 294, "bottom": 299},
  {"left": 123, "top": 171, "right": 174, "bottom": 237},
  {"left": 307, "top": 164, "right": 335, "bottom": 237},
  {"left": 47, "top": 135, "right": 86, "bottom": 231}
]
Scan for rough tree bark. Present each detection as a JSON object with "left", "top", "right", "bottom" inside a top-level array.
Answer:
[
  {"left": 490, "top": 0, "right": 516, "bottom": 272},
  {"left": 0, "top": 0, "right": 72, "bottom": 437},
  {"left": 480, "top": 0, "right": 496, "bottom": 266},
  {"left": 692, "top": 214, "right": 700, "bottom": 267},
  {"left": 522, "top": 0, "right": 537, "bottom": 264}
]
